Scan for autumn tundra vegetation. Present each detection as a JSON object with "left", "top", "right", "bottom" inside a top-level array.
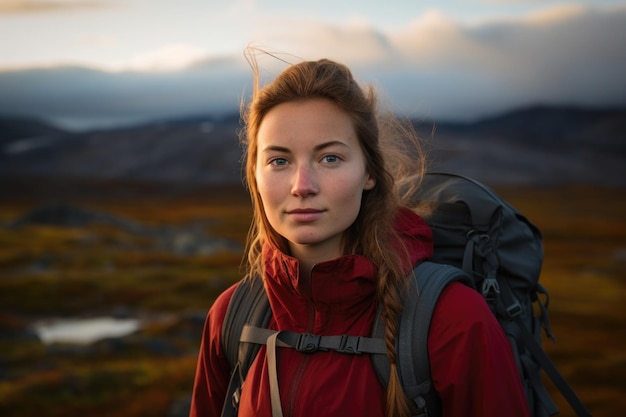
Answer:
[{"left": 0, "top": 177, "right": 623, "bottom": 417}]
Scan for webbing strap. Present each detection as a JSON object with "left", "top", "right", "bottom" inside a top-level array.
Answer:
[
  {"left": 513, "top": 316, "right": 592, "bottom": 417},
  {"left": 520, "top": 354, "right": 559, "bottom": 415},
  {"left": 267, "top": 331, "right": 284, "bottom": 417},
  {"left": 241, "top": 324, "right": 387, "bottom": 355},
  {"left": 536, "top": 284, "right": 557, "bottom": 342},
  {"left": 251, "top": 326, "right": 387, "bottom": 417}
]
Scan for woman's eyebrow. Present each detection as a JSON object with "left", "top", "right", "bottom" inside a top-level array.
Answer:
[
  {"left": 261, "top": 140, "right": 350, "bottom": 154},
  {"left": 260, "top": 145, "right": 290, "bottom": 153},
  {"left": 314, "top": 140, "right": 350, "bottom": 152}
]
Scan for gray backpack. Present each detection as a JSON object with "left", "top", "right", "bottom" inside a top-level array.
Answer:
[{"left": 219, "top": 172, "right": 591, "bottom": 417}]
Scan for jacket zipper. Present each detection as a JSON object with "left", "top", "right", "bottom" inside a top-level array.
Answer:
[
  {"left": 285, "top": 268, "right": 317, "bottom": 417},
  {"left": 285, "top": 348, "right": 313, "bottom": 416}
]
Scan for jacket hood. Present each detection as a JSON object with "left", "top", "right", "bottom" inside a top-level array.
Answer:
[{"left": 394, "top": 206, "right": 434, "bottom": 268}]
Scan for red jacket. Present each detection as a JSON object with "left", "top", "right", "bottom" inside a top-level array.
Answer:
[{"left": 190, "top": 208, "right": 530, "bottom": 417}]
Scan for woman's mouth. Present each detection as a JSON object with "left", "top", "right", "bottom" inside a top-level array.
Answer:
[{"left": 286, "top": 208, "right": 324, "bottom": 222}]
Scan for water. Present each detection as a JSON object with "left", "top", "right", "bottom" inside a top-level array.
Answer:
[{"left": 33, "top": 317, "right": 140, "bottom": 344}]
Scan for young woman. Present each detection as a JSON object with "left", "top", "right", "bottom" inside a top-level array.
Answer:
[{"left": 189, "top": 56, "right": 530, "bottom": 417}]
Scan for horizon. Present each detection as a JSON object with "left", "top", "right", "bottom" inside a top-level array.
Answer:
[{"left": 4, "top": 102, "right": 625, "bottom": 135}]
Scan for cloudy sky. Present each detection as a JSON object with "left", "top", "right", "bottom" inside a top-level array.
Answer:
[{"left": 1, "top": 0, "right": 625, "bottom": 130}]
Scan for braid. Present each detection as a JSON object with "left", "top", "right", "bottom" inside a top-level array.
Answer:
[
  {"left": 355, "top": 180, "right": 414, "bottom": 417},
  {"left": 378, "top": 262, "right": 413, "bottom": 417}
]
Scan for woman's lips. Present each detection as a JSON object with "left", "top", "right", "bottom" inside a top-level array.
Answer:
[{"left": 286, "top": 208, "right": 324, "bottom": 222}]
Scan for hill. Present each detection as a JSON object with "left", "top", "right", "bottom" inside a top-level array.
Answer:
[{"left": 1, "top": 106, "right": 624, "bottom": 187}]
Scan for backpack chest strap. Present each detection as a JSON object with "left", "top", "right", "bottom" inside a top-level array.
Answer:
[
  {"left": 242, "top": 325, "right": 387, "bottom": 417},
  {"left": 241, "top": 324, "right": 387, "bottom": 355}
]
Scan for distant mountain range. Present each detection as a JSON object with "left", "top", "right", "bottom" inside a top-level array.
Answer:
[{"left": 1, "top": 106, "right": 625, "bottom": 187}]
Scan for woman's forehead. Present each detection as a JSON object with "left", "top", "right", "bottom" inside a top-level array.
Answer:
[{"left": 257, "top": 99, "right": 358, "bottom": 148}]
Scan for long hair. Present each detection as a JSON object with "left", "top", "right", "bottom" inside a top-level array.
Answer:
[{"left": 240, "top": 51, "right": 427, "bottom": 417}]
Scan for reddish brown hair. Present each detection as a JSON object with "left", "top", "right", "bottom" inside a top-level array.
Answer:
[{"left": 240, "top": 53, "right": 426, "bottom": 417}]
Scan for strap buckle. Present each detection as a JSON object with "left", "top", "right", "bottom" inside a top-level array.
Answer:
[
  {"left": 337, "top": 335, "right": 362, "bottom": 354},
  {"left": 295, "top": 333, "right": 324, "bottom": 353},
  {"left": 506, "top": 301, "right": 523, "bottom": 318},
  {"left": 481, "top": 277, "right": 500, "bottom": 297}
]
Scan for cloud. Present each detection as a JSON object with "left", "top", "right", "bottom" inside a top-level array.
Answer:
[
  {"left": 250, "top": 18, "right": 397, "bottom": 65},
  {"left": 0, "top": 4, "right": 624, "bottom": 129},
  {"left": 75, "top": 33, "right": 117, "bottom": 50},
  {"left": 244, "top": 5, "right": 626, "bottom": 118},
  {"left": 375, "top": 5, "right": 626, "bottom": 117},
  {"left": 0, "top": 0, "right": 109, "bottom": 14},
  {"left": 522, "top": 3, "right": 588, "bottom": 24},
  {"left": 124, "top": 44, "right": 211, "bottom": 72},
  {"left": 0, "top": 56, "right": 250, "bottom": 129}
]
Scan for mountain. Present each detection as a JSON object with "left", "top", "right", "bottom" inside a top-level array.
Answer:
[
  {"left": 416, "top": 106, "right": 626, "bottom": 186},
  {"left": 1, "top": 106, "right": 625, "bottom": 187},
  {"left": 0, "top": 114, "right": 243, "bottom": 184},
  {"left": 0, "top": 116, "right": 68, "bottom": 149}
]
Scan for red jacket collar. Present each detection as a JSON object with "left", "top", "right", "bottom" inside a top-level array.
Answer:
[{"left": 261, "top": 208, "right": 433, "bottom": 332}]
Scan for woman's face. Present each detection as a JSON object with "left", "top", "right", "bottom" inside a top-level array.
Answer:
[{"left": 255, "top": 98, "right": 375, "bottom": 262}]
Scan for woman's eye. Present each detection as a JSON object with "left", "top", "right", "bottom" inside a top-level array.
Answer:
[
  {"left": 270, "top": 157, "right": 288, "bottom": 166},
  {"left": 322, "top": 155, "right": 340, "bottom": 164}
]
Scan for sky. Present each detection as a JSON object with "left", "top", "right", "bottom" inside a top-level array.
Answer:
[{"left": 1, "top": 0, "right": 625, "bottom": 130}]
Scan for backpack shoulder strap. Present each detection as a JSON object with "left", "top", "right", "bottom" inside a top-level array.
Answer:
[
  {"left": 371, "top": 261, "right": 473, "bottom": 415},
  {"left": 221, "top": 276, "right": 272, "bottom": 417},
  {"left": 222, "top": 275, "right": 271, "bottom": 369}
]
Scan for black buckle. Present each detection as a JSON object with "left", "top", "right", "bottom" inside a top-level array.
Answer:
[
  {"left": 506, "top": 301, "right": 523, "bottom": 318},
  {"left": 337, "top": 335, "right": 362, "bottom": 354},
  {"left": 296, "top": 333, "right": 323, "bottom": 353},
  {"left": 481, "top": 277, "right": 500, "bottom": 297}
]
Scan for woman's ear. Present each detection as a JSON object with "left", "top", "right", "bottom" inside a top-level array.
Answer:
[{"left": 364, "top": 174, "right": 376, "bottom": 191}]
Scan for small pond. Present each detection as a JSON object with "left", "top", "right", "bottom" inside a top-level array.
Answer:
[{"left": 33, "top": 317, "right": 141, "bottom": 344}]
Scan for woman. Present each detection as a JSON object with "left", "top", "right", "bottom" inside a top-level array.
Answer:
[{"left": 190, "top": 56, "right": 530, "bottom": 417}]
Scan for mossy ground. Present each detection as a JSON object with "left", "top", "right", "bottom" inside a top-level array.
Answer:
[{"left": 0, "top": 180, "right": 624, "bottom": 416}]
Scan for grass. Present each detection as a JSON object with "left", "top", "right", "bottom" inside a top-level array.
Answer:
[
  {"left": 498, "top": 185, "right": 626, "bottom": 417},
  {"left": 0, "top": 179, "right": 624, "bottom": 417}
]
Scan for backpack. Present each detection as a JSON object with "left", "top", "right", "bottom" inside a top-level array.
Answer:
[{"left": 219, "top": 172, "right": 591, "bottom": 417}]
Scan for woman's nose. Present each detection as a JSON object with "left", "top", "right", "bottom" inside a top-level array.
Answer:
[{"left": 291, "top": 164, "right": 318, "bottom": 197}]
